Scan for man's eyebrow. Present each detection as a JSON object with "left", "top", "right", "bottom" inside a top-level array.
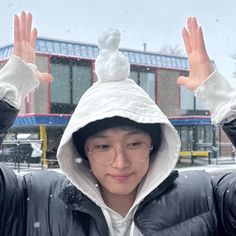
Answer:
[
  {"left": 90, "top": 133, "right": 108, "bottom": 139},
  {"left": 126, "top": 130, "right": 145, "bottom": 135},
  {"left": 90, "top": 130, "right": 145, "bottom": 139}
]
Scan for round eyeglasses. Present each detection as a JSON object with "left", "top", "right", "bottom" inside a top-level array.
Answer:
[{"left": 87, "top": 142, "right": 153, "bottom": 165}]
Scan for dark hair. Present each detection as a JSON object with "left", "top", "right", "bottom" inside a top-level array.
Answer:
[{"left": 73, "top": 116, "right": 162, "bottom": 159}]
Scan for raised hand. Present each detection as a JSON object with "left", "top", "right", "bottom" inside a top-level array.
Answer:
[
  {"left": 13, "top": 11, "right": 36, "bottom": 63},
  {"left": 177, "top": 17, "right": 214, "bottom": 91},
  {"left": 13, "top": 11, "right": 52, "bottom": 82}
]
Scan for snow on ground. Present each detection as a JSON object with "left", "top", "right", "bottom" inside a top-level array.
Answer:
[
  {"left": 176, "top": 163, "right": 236, "bottom": 175},
  {"left": 11, "top": 163, "right": 236, "bottom": 176}
]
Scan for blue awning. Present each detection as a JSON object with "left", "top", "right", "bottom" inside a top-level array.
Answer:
[
  {"left": 13, "top": 114, "right": 71, "bottom": 127},
  {"left": 169, "top": 116, "right": 211, "bottom": 126},
  {"left": 0, "top": 37, "right": 189, "bottom": 70}
]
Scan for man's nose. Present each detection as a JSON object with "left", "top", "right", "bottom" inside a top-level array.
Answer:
[{"left": 111, "top": 148, "right": 130, "bottom": 169}]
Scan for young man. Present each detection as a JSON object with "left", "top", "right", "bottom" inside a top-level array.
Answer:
[{"left": 0, "top": 12, "right": 236, "bottom": 236}]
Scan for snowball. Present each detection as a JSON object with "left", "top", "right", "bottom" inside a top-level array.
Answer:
[{"left": 95, "top": 28, "right": 130, "bottom": 82}]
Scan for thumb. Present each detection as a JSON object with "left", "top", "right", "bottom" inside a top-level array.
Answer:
[
  {"left": 36, "top": 71, "right": 53, "bottom": 82},
  {"left": 177, "top": 75, "right": 189, "bottom": 86}
]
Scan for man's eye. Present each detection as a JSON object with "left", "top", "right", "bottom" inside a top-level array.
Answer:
[
  {"left": 127, "top": 142, "right": 142, "bottom": 149},
  {"left": 94, "top": 145, "right": 111, "bottom": 151}
]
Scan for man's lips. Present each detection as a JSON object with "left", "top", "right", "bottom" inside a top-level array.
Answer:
[{"left": 109, "top": 173, "right": 133, "bottom": 181}]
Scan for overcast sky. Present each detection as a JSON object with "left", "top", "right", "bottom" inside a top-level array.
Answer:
[{"left": 1, "top": 0, "right": 236, "bottom": 85}]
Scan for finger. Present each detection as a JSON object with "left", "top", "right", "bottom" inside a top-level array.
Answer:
[
  {"left": 189, "top": 17, "right": 198, "bottom": 51},
  {"left": 14, "top": 14, "right": 21, "bottom": 44},
  {"left": 43, "top": 73, "right": 54, "bottom": 82},
  {"left": 20, "top": 11, "right": 27, "bottom": 41},
  {"left": 36, "top": 72, "right": 54, "bottom": 82},
  {"left": 26, "top": 12, "right": 32, "bottom": 42},
  {"left": 186, "top": 17, "right": 192, "bottom": 48},
  {"left": 30, "top": 28, "right": 38, "bottom": 49},
  {"left": 182, "top": 27, "right": 191, "bottom": 55},
  {"left": 177, "top": 75, "right": 189, "bottom": 86},
  {"left": 197, "top": 26, "right": 208, "bottom": 56}
]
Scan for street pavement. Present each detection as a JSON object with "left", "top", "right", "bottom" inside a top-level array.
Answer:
[{"left": 11, "top": 163, "right": 236, "bottom": 176}]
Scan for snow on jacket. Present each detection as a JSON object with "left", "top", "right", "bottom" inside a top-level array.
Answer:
[{"left": 0, "top": 56, "right": 236, "bottom": 236}]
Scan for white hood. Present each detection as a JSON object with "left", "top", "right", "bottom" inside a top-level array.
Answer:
[
  {"left": 57, "top": 77, "right": 181, "bottom": 208},
  {"left": 57, "top": 29, "right": 181, "bottom": 223}
]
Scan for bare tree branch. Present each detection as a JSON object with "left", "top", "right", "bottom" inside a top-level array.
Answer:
[{"left": 157, "top": 44, "right": 185, "bottom": 56}]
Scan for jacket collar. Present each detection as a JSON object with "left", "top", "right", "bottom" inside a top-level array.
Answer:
[
  {"left": 58, "top": 183, "right": 109, "bottom": 236},
  {"left": 58, "top": 170, "right": 179, "bottom": 235},
  {"left": 136, "top": 170, "right": 179, "bottom": 211}
]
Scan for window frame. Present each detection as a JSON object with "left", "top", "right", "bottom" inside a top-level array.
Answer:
[
  {"left": 130, "top": 65, "right": 157, "bottom": 101},
  {"left": 50, "top": 57, "right": 92, "bottom": 114}
]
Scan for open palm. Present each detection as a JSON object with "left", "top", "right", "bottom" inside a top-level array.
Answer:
[
  {"left": 13, "top": 11, "right": 52, "bottom": 82},
  {"left": 177, "top": 17, "right": 214, "bottom": 91}
]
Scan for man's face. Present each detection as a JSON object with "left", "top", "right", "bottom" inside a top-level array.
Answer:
[{"left": 85, "top": 126, "right": 152, "bottom": 199}]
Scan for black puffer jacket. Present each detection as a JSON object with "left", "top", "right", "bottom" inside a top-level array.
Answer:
[
  {"left": 0, "top": 102, "right": 236, "bottom": 236},
  {"left": 1, "top": 163, "right": 236, "bottom": 236}
]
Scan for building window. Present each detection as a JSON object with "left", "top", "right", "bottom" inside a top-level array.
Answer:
[
  {"left": 180, "top": 85, "right": 194, "bottom": 110},
  {"left": 177, "top": 126, "right": 193, "bottom": 151},
  {"left": 72, "top": 65, "right": 91, "bottom": 104},
  {"left": 50, "top": 57, "right": 92, "bottom": 114},
  {"left": 196, "top": 125, "right": 213, "bottom": 151},
  {"left": 180, "top": 71, "right": 208, "bottom": 115},
  {"left": 176, "top": 125, "right": 213, "bottom": 151},
  {"left": 129, "top": 70, "right": 156, "bottom": 101},
  {"left": 51, "top": 64, "right": 71, "bottom": 104},
  {"left": 130, "top": 71, "right": 138, "bottom": 84},
  {"left": 139, "top": 72, "right": 155, "bottom": 101},
  {"left": 180, "top": 85, "right": 208, "bottom": 114},
  {"left": 157, "top": 69, "right": 180, "bottom": 117}
]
